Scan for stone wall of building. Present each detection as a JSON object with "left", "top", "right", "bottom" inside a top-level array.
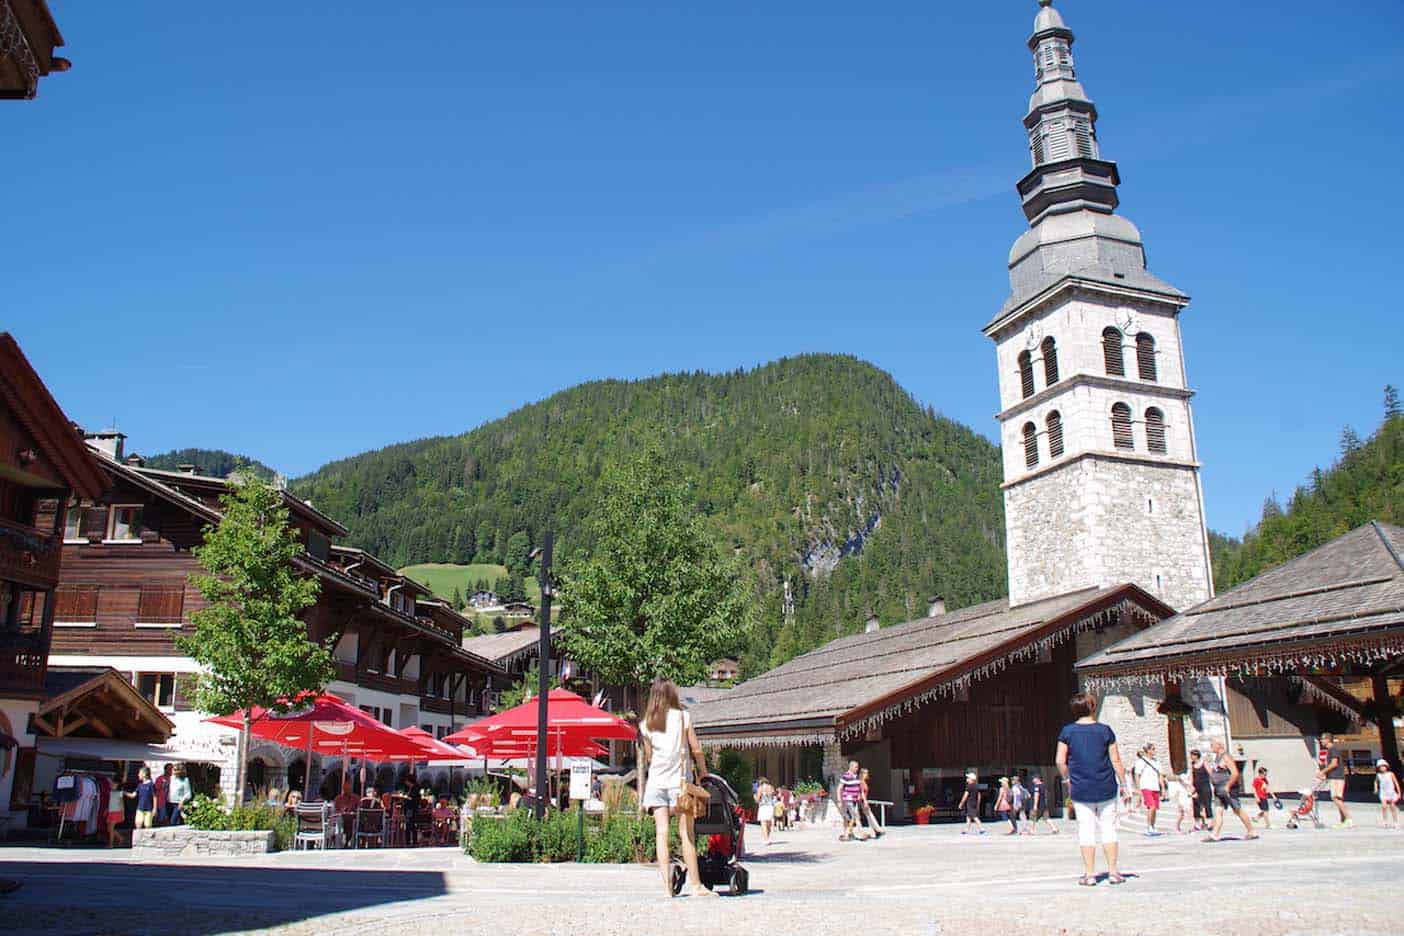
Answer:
[
  {"left": 132, "top": 826, "right": 276, "bottom": 859},
  {"left": 1005, "top": 456, "right": 1212, "bottom": 613}
]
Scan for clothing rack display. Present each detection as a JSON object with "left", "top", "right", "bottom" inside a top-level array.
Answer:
[{"left": 53, "top": 771, "right": 117, "bottom": 842}]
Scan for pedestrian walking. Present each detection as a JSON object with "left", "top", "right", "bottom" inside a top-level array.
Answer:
[
  {"left": 1203, "top": 740, "right": 1257, "bottom": 842},
  {"left": 1189, "top": 750, "right": 1214, "bottom": 831},
  {"left": 1132, "top": 744, "right": 1165, "bottom": 837},
  {"left": 166, "top": 764, "right": 191, "bottom": 826},
  {"left": 154, "top": 763, "right": 172, "bottom": 826},
  {"left": 132, "top": 766, "right": 156, "bottom": 830},
  {"left": 639, "top": 678, "right": 714, "bottom": 899},
  {"left": 1251, "top": 767, "right": 1277, "bottom": 829},
  {"left": 1055, "top": 691, "right": 1127, "bottom": 886},
  {"left": 959, "top": 771, "right": 984, "bottom": 835},
  {"left": 756, "top": 777, "right": 777, "bottom": 845},
  {"left": 1316, "top": 733, "right": 1354, "bottom": 828},
  {"left": 1166, "top": 773, "right": 1193, "bottom": 833},
  {"left": 858, "top": 768, "right": 884, "bottom": 838},
  {"left": 1028, "top": 775, "right": 1059, "bottom": 834},
  {"left": 1374, "top": 759, "right": 1400, "bottom": 829},
  {"left": 1011, "top": 775, "right": 1030, "bottom": 834},
  {"left": 838, "top": 761, "right": 865, "bottom": 841},
  {"left": 995, "top": 777, "right": 1016, "bottom": 835}
]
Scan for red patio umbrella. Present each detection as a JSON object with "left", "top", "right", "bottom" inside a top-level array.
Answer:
[
  {"left": 207, "top": 692, "right": 427, "bottom": 793},
  {"left": 398, "top": 726, "right": 473, "bottom": 762},
  {"left": 444, "top": 689, "right": 636, "bottom": 745}
]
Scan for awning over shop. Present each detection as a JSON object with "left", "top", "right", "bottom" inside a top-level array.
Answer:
[{"left": 37, "top": 737, "right": 225, "bottom": 763}]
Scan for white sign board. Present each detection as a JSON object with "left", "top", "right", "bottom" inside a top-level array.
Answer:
[{"left": 568, "top": 758, "right": 592, "bottom": 801}]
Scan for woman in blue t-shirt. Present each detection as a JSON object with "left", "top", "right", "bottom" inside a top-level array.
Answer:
[{"left": 1055, "top": 691, "right": 1128, "bottom": 886}]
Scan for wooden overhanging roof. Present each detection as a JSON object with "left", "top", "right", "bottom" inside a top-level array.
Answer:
[
  {"left": 0, "top": 333, "right": 106, "bottom": 499},
  {"left": 136, "top": 464, "right": 348, "bottom": 537},
  {"left": 461, "top": 625, "right": 551, "bottom": 666},
  {"left": 692, "top": 583, "right": 1172, "bottom": 747},
  {"left": 36, "top": 667, "right": 174, "bottom": 742},
  {"left": 1077, "top": 522, "right": 1404, "bottom": 686}
]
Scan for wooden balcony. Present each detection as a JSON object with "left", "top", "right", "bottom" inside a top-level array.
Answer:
[
  {"left": 0, "top": 632, "right": 47, "bottom": 697},
  {"left": 0, "top": 516, "right": 61, "bottom": 589}
]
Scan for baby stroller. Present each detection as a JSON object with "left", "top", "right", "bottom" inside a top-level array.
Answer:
[
  {"left": 671, "top": 775, "right": 750, "bottom": 896},
  {"left": 1285, "top": 781, "right": 1326, "bottom": 829}
]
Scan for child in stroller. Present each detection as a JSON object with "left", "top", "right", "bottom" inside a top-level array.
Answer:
[
  {"left": 671, "top": 774, "right": 750, "bottom": 896},
  {"left": 1285, "top": 781, "right": 1326, "bottom": 829}
]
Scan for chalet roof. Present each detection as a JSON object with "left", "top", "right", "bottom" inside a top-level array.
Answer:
[
  {"left": 1077, "top": 522, "right": 1404, "bottom": 685},
  {"left": 461, "top": 625, "right": 550, "bottom": 665},
  {"left": 135, "top": 464, "right": 347, "bottom": 537},
  {"left": 692, "top": 583, "right": 1171, "bottom": 747},
  {"left": 37, "top": 666, "right": 174, "bottom": 742},
  {"left": 332, "top": 545, "right": 399, "bottom": 579},
  {"left": 0, "top": 333, "right": 106, "bottom": 500},
  {"left": 681, "top": 685, "right": 732, "bottom": 707}
]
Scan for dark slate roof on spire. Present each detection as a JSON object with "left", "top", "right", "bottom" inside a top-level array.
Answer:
[{"left": 1076, "top": 523, "right": 1404, "bottom": 678}]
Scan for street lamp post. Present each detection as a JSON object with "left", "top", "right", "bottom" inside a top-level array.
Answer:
[{"left": 533, "top": 531, "right": 554, "bottom": 820}]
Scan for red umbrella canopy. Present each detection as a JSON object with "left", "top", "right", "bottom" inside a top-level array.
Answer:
[
  {"left": 206, "top": 692, "right": 426, "bottom": 758},
  {"left": 397, "top": 726, "right": 472, "bottom": 762},
  {"left": 444, "top": 689, "right": 636, "bottom": 746},
  {"left": 456, "top": 735, "right": 609, "bottom": 760}
]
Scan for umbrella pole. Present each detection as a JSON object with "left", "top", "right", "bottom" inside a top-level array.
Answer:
[{"left": 304, "top": 731, "right": 313, "bottom": 796}]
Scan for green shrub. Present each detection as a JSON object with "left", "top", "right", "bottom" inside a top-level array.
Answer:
[
  {"left": 183, "top": 794, "right": 230, "bottom": 831},
  {"left": 183, "top": 793, "right": 295, "bottom": 850},
  {"left": 538, "top": 808, "right": 580, "bottom": 862},
  {"left": 469, "top": 811, "right": 537, "bottom": 862}
]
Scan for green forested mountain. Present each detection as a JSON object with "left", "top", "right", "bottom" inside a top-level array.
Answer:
[
  {"left": 144, "top": 448, "right": 277, "bottom": 480},
  {"left": 1210, "top": 393, "right": 1402, "bottom": 592},
  {"left": 293, "top": 355, "right": 1008, "bottom": 674}
]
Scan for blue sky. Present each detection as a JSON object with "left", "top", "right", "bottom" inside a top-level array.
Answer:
[{"left": 7, "top": 1, "right": 1400, "bottom": 536}]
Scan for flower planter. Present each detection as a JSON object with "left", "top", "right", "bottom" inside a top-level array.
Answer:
[
  {"left": 132, "top": 826, "right": 276, "bottom": 859},
  {"left": 913, "top": 812, "right": 931, "bottom": 826}
]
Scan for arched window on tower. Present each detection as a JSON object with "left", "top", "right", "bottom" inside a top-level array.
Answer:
[
  {"left": 1018, "top": 350, "right": 1035, "bottom": 399},
  {"left": 1136, "top": 332, "right": 1157, "bottom": 382},
  {"left": 1041, "top": 336, "right": 1059, "bottom": 386},
  {"left": 1111, "top": 403, "right": 1134, "bottom": 450},
  {"left": 1022, "top": 422, "right": 1039, "bottom": 469},
  {"left": 1046, "top": 410, "right": 1064, "bottom": 458},
  {"left": 1102, "top": 327, "right": 1124, "bottom": 376},
  {"left": 1145, "top": 407, "right": 1167, "bottom": 454}
]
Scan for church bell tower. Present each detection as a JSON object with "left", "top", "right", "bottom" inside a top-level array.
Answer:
[{"left": 986, "top": 0, "right": 1214, "bottom": 613}]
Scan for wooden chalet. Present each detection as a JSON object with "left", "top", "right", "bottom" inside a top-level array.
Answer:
[
  {"left": 0, "top": 334, "right": 107, "bottom": 824},
  {"left": 692, "top": 584, "right": 1173, "bottom": 819},
  {"left": 0, "top": 0, "right": 67, "bottom": 100},
  {"left": 1077, "top": 522, "right": 1404, "bottom": 791},
  {"left": 47, "top": 442, "right": 508, "bottom": 797}
]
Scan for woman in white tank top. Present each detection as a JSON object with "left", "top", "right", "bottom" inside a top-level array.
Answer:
[{"left": 640, "top": 678, "right": 715, "bottom": 898}]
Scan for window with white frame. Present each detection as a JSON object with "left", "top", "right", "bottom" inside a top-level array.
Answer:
[
  {"left": 64, "top": 501, "right": 98, "bottom": 541},
  {"left": 108, "top": 505, "right": 144, "bottom": 541}
]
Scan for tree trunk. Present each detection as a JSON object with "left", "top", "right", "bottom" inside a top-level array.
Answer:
[
  {"left": 236, "top": 711, "right": 252, "bottom": 806},
  {"left": 1372, "top": 672, "right": 1401, "bottom": 775}
]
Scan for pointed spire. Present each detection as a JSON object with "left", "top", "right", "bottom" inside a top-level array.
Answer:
[{"left": 1017, "top": 0, "right": 1120, "bottom": 225}]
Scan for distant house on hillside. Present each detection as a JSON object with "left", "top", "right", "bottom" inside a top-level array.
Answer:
[
  {"left": 469, "top": 590, "right": 499, "bottom": 610},
  {"left": 501, "top": 601, "right": 534, "bottom": 619},
  {"left": 709, "top": 658, "right": 740, "bottom": 682}
]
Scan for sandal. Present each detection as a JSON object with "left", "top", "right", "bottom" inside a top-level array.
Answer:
[
  {"left": 1077, "top": 875, "right": 1096, "bottom": 887},
  {"left": 1244, "top": 834, "right": 1260, "bottom": 840},
  {"left": 1108, "top": 873, "right": 1125, "bottom": 885}
]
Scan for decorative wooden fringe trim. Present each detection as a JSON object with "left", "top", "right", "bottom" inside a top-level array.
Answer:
[{"left": 697, "top": 732, "right": 835, "bottom": 750}]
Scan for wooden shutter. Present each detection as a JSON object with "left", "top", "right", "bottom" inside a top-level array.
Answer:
[
  {"left": 138, "top": 585, "right": 185, "bottom": 624},
  {"left": 1145, "top": 408, "right": 1167, "bottom": 454},
  {"left": 1111, "top": 403, "right": 1134, "bottom": 450},
  {"left": 1018, "top": 351, "right": 1035, "bottom": 399},
  {"left": 54, "top": 586, "right": 98, "bottom": 622},
  {"left": 1046, "top": 411, "right": 1064, "bottom": 458},
  {"left": 1041, "top": 337, "right": 1059, "bottom": 386},
  {"left": 1136, "top": 333, "right": 1157, "bottom": 382},
  {"left": 1022, "top": 423, "right": 1039, "bottom": 469},
  {"left": 1102, "top": 328, "right": 1125, "bottom": 376}
]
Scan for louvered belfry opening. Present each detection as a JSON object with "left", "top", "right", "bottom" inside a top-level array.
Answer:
[
  {"left": 1136, "top": 332, "right": 1157, "bottom": 382},
  {"left": 1145, "top": 407, "right": 1167, "bottom": 454},
  {"left": 1022, "top": 422, "right": 1039, "bottom": 468},
  {"left": 1102, "top": 327, "right": 1124, "bottom": 376},
  {"left": 1040, "top": 336, "right": 1059, "bottom": 386},
  {"left": 1018, "top": 350, "right": 1035, "bottom": 399},
  {"left": 1046, "top": 410, "right": 1064, "bottom": 458},
  {"left": 1111, "top": 402, "right": 1134, "bottom": 450}
]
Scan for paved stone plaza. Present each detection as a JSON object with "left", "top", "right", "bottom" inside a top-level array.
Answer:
[{"left": 2, "top": 814, "right": 1400, "bottom": 935}]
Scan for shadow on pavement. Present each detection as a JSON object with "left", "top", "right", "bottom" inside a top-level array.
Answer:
[{"left": 0, "top": 860, "right": 448, "bottom": 934}]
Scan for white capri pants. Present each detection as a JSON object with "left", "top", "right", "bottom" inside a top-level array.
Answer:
[{"left": 1071, "top": 799, "right": 1119, "bottom": 847}]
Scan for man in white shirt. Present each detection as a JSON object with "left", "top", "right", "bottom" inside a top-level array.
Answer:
[{"left": 1134, "top": 744, "right": 1165, "bottom": 837}]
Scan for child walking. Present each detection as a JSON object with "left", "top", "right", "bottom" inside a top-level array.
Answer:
[{"left": 1375, "top": 759, "right": 1400, "bottom": 829}]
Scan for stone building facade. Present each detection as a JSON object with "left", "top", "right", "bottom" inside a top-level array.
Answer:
[{"left": 986, "top": 1, "right": 1226, "bottom": 760}]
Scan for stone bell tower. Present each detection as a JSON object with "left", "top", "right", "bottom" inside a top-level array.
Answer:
[{"left": 985, "top": 0, "right": 1215, "bottom": 616}]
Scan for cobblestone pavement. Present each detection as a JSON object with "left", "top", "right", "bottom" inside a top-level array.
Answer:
[{"left": 3, "top": 814, "right": 1400, "bottom": 935}]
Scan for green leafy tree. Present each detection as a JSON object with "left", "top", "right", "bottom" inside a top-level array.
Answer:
[
  {"left": 494, "top": 663, "right": 562, "bottom": 711},
  {"left": 559, "top": 448, "right": 755, "bottom": 697},
  {"left": 451, "top": 585, "right": 465, "bottom": 611},
  {"left": 504, "top": 531, "right": 532, "bottom": 576},
  {"left": 176, "top": 476, "right": 331, "bottom": 804}
]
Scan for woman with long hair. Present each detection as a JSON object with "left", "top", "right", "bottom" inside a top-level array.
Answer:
[
  {"left": 640, "top": 678, "right": 714, "bottom": 898},
  {"left": 756, "top": 777, "right": 777, "bottom": 845}
]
